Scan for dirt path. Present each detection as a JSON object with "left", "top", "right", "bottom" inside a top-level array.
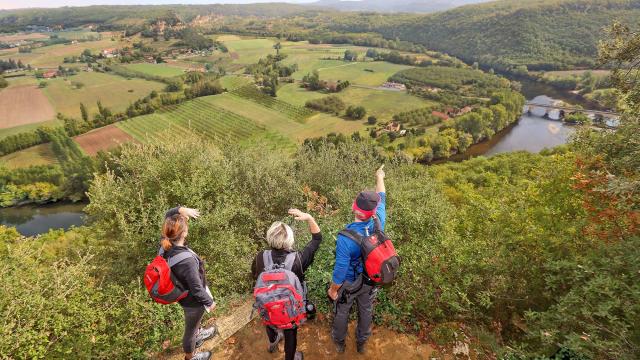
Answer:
[
  {"left": 213, "top": 318, "right": 443, "bottom": 360},
  {"left": 157, "top": 299, "right": 256, "bottom": 360},
  {"left": 157, "top": 299, "right": 455, "bottom": 360}
]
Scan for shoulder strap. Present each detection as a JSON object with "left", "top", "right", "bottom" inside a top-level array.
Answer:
[
  {"left": 339, "top": 229, "right": 363, "bottom": 245},
  {"left": 283, "top": 252, "right": 297, "bottom": 271},
  {"left": 263, "top": 250, "right": 274, "bottom": 270},
  {"left": 168, "top": 251, "right": 195, "bottom": 267}
]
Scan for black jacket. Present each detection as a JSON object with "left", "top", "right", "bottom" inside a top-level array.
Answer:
[
  {"left": 165, "top": 245, "right": 213, "bottom": 308},
  {"left": 252, "top": 232, "right": 323, "bottom": 283},
  {"left": 164, "top": 207, "right": 213, "bottom": 308}
]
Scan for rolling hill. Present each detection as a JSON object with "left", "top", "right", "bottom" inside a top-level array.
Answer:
[
  {"left": 361, "top": 0, "right": 640, "bottom": 71},
  {"left": 311, "top": 0, "right": 490, "bottom": 13}
]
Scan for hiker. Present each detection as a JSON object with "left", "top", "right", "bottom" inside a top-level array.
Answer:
[
  {"left": 328, "top": 165, "right": 392, "bottom": 354},
  {"left": 252, "top": 209, "right": 323, "bottom": 360},
  {"left": 160, "top": 207, "right": 218, "bottom": 360}
]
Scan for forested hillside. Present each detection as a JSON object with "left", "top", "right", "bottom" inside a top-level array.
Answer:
[
  {"left": 311, "top": 0, "right": 489, "bottom": 13},
  {"left": 327, "top": 0, "right": 640, "bottom": 71},
  {"left": 0, "top": 4, "right": 316, "bottom": 32},
  {"left": 2, "top": 0, "right": 638, "bottom": 72}
]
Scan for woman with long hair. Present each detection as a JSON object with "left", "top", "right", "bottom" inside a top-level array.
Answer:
[{"left": 160, "top": 206, "right": 217, "bottom": 360}]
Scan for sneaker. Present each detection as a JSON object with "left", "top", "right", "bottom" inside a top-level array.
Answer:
[
  {"left": 195, "top": 326, "right": 218, "bottom": 349},
  {"left": 294, "top": 351, "right": 304, "bottom": 360},
  {"left": 268, "top": 330, "right": 283, "bottom": 353},
  {"left": 191, "top": 351, "right": 212, "bottom": 360},
  {"left": 334, "top": 341, "right": 345, "bottom": 354},
  {"left": 356, "top": 341, "right": 366, "bottom": 354}
]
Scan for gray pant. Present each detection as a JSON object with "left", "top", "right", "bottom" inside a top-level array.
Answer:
[
  {"left": 182, "top": 306, "right": 206, "bottom": 353},
  {"left": 331, "top": 275, "right": 376, "bottom": 344}
]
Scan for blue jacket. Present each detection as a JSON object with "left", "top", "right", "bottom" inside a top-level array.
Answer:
[{"left": 332, "top": 192, "right": 386, "bottom": 284}]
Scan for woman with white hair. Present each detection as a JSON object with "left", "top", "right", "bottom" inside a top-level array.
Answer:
[{"left": 251, "top": 208, "right": 323, "bottom": 360}]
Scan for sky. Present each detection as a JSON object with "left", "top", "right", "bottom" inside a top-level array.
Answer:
[{"left": 0, "top": 0, "right": 323, "bottom": 10}]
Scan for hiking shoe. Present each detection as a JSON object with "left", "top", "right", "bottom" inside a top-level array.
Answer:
[
  {"left": 195, "top": 326, "right": 218, "bottom": 349},
  {"left": 294, "top": 351, "right": 304, "bottom": 360},
  {"left": 191, "top": 351, "right": 212, "bottom": 360},
  {"left": 356, "top": 341, "right": 366, "bottom": 354},
  {"left": 334, "top": 341, "right": 346, "bottom": 354},
  {"left": 268, "top": 330, "right": 283, "bottom": 353}
]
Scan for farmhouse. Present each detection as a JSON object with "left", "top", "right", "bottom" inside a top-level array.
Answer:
[
  {"left": 385, "top": 122, "right": 401, "bottom": 132},
  {"left": 432, "top": 111, "right": 450, "bottom": 121},
  {"left": 101, "top": 48, "right": 118, "bottom": 58},
  {"left": 42, "top": 70, "right": 58, "bottom": 79}
]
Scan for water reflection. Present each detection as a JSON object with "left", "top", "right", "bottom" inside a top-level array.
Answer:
[{"left": 0, "top": 203, "right": 86, "bottom": 236}]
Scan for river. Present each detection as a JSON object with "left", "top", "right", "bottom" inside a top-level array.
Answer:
[
  {"left": 2, "top": 80, "right": 580, "bottom": 236},
  {"left": 0, "top": 202, "right": 86, "bottom": 237}
]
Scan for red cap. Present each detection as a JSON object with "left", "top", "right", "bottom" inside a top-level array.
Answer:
[{"left": 352, "top": 191, "right": 380, "bottom": 220}]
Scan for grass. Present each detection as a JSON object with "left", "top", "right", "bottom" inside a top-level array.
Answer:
[
  {"left": 0, "top": 119, "right": 62, "bottom": 140},
  {"left": 231, "top": 85, "right": 314, "bottom": 123},
  {"left": 202, "top": 93, "right": 364, "bottom": 142},
  {"left": 277, "top": 83, "right": 327, "bottom": 107},
  {"left": 42, "top": 72, "right": 164, "bottom": 118},
  {"left": 278, "top": 84, "right": 431, "bottom": 121},
  {"left": 218, "top": 75, "right": 252, "bottom": 92},
  {"left": 317, "top": 61, "right": 413, "bottom": 87},
  {"left": 117, "top": 97, "right": 294, "bottom": 150},
  {"left": 0, "top": 143, "right": 57, "bottom": 169},
  {"left": 223, "top": 38, "right": 276, "bottom": 64},
  {"left": 123, "top": 63, "right": 185, "bottom": 78},
  {"left": 0, "top": 37, "right": 127, "bottom": 68}
]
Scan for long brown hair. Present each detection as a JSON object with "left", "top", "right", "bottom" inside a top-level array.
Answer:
[{"left": 160, "top": 214, "right": 189, "bottom": 251}]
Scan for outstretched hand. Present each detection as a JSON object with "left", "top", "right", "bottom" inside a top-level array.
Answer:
[
  {"left": 376, "top": 164, "right": 385, "bottom": 179},
  {"left": 288, "top": 208, "right": 313, "bottom": 222},
  {"left": 179, "top": 207, "right": 201, "bottom": 219}
]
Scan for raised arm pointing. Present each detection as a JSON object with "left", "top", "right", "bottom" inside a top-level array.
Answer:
[{"left": 375, "top": 165, "right": 385, "bottom": 193}]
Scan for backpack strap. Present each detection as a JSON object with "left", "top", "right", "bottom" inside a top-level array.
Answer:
[
  {"left": 283, "top": 252, "right": 297, "bottom": 271},
  {"left": 168, "top": 250, "right": 196, "bottom": 267},
  {"left": 263, "top": 250, "right": 274, "bottom": 270},
  {"left": 339, "top": 229, "right": 364, "bottom": 246}
]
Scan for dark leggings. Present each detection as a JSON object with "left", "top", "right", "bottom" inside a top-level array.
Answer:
[
  {"left": 266, "top": 326, "right": 297, "bottom": 360},
  {"left": 182, "top": 306, "right": 206, "bottom": 353}
]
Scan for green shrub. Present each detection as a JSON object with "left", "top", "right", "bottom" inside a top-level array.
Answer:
[{"left": 0, "top": 227, "right": 181, "bottom": 359}]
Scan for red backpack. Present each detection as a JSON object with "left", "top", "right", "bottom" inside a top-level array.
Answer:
[
  {"left": 253, "top": 251, "right": 307, "bottom": 329},
  {"left": 144, "top": 249, "right": 196, "bottom": 305},
  {"left": 339, "top": 216, "right": 400, "bottom": 285}
]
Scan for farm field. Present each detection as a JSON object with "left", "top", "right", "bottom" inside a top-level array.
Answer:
[
  {"left": 336, "top": 87, "right": 431, "bottom": 119},
  {"left": 218, "top": 75, "right": 252, "bottom": 91},
  {"left": 0, "top": 32, "right": 49, "bottom": 42},
  {"left": 0, "top": 143, "right": 56, "bottom": 169},
  {"left": 0, "top": 85, "right": 56, "bottom": 129},
  {"left": 0, "top": 119, "right": 62, "bottom": 140},
  {"left": 231, "top": 85, "right": 314, "bottom": 123},
  {"left": 123, "top": 63, "right": 185, "bottom": 78},
  {"left": 74, "top": 124, "right": 136, "bottom": 155},
  {"left": 277, "top": 83, "right": 431, "bottom": 121},
  {"left": 116, "top": 98, "right": 294, "bottom": 149},
  {"left": 276, "top": 83, "right": 327, "bottom": 107},
  {"left": 42, "top": 72, "right": 164, "bottom": 118},
  {"left": 201, "top": 93, "right": 362, "bottom": 141},
  {"left": 0, "top": 36, "right": 126, "bottom": 68},
  {"left": 317, "top": 61, "right": 413, "bottom": 87},
  {"left": 221, "top": 38, "right": 276, "bottom": 64}
]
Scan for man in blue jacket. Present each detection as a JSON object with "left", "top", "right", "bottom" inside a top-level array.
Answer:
[{"left": 328, "top": 165, "right": 386, "bottom": 354}]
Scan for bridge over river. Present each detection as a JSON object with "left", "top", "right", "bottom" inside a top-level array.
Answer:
[{"left": 525, "top": 101, "right": 620, "bottom": 119}]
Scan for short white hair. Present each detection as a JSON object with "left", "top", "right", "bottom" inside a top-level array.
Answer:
[{"left": 266, "top": 221, "right": 294, "bottom": 250}]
